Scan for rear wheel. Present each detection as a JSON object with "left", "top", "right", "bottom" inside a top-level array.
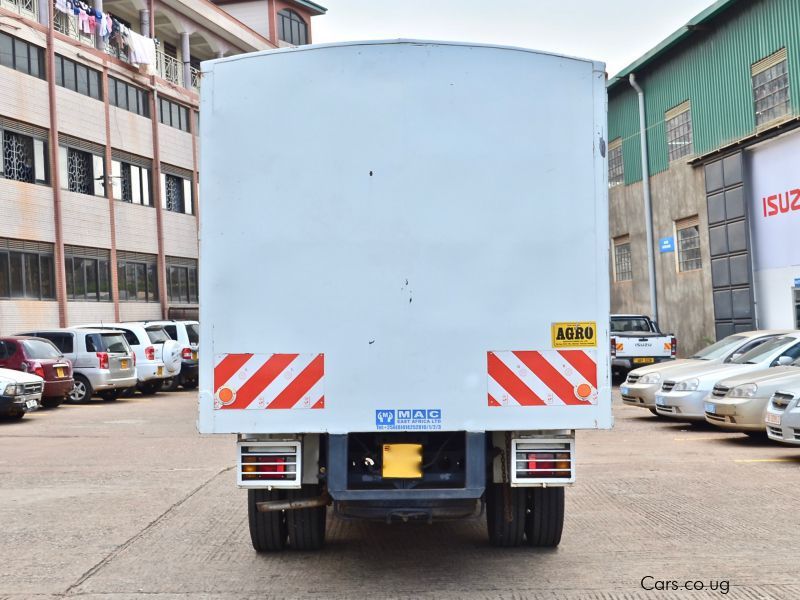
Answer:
[
  {"left": 525, "top": 487, "right": 565, "bottom": 547},
  {"left": 99, "top": 390, "right": 120, "bottom": 401},
  {"left": 138, "top": 381, "right": 161, "bottom": 396},
  {"left": 69, "top": 376, "right": 92, "bottom": 403},
  {"left": 4, "top": 411, "right": 25, "bottom": 421},
  {"left": 41, "top": 397, "right": 64, "bottom": 409},
  {"left": 161, "top": 377, "right": 181, "bottom": 392},
  {"left": 485, "top": 482, "right": 526, "bottom": 547},
  {"left": 286, "top": 485, "right": 327, "bottom": 551},
  {"left": 182, "top": 379, "right": 198, "bottom": 390},
  {"left": 248, "top": 489, "right": 287, "bottom": 552}
]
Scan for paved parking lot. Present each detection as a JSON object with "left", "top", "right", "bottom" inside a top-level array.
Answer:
[{"left": 1, "top": 389, "right": 799, "bottom": 600}]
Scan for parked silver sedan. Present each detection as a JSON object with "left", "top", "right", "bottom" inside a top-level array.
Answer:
[
  {"left": 765, "top": 384, "right": 800, "bottom": 445},
  {"left": 620, "top": 330, "right": 787, "bottom": 413}
]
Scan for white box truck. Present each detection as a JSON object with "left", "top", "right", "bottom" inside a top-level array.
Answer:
[{"left": 198, "top": 40, "right": 611, "bottom": 552}]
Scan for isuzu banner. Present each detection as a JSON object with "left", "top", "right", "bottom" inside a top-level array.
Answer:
[{"left": 748, "top": 132, "right": 800, "bottom": 272}]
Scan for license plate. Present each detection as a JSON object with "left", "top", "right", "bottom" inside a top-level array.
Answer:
[
  {"left": 633, "top": 357, "right": 656, "bottom": 364},
  {"left": 620, "top": 386, "right": 629, "bottom": 395},
  {"left": 157, "top": 367, "right": 163, "bottom": 377},
  {"left": 25, "top": 399, "right": 38, "bottom": 410},
  {"left": 704, "top": 402, "right": 716, "bottom": 414},
  {"left": 121, "top": 359, "right": 129, "bottom": 369},
  {"left": 192, "top": 351, "right": 198, "bottom": 360},
  {"left": 382, "top": 444, "right": 423, "bottom": 479},
  {"left": 56, "top": 367, "right": 65, "bottom": 378},
  {"left": 766, "top": 412, "right": 782, "bottom": 426},
  {"left": 655, "top": 396, "right": 667, "bottom": 406}
]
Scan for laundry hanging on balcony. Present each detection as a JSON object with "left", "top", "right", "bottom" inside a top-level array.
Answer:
[{"left": 129, "top": 30, "right": 156, "bottom": 73}]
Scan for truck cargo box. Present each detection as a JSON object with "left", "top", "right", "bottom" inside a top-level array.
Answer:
[{"left": 198, "top": 40, "right": 611, "bottom": 435}]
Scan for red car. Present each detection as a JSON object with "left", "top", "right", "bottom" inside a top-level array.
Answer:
[{"left": 0, "top": 337, "right": 74, "bottom": 408}]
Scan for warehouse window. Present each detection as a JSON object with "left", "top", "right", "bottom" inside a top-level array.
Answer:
[
  {"left": 278, "top": 10, "right": 308, "bottom": 45},
  {"left": 608, "top": 138, "right": 623, "bottom": 187},
  {"left": 118, "top": 254, "right": 158, "bottom": 302},
  {"left": 613, "top": 236, "right": 632, "bottom": 282},
  {"left": 112, "top": 158, "right": 151, "bottom": 206},
  {"left": 65, "top": 246, "right": 111, "bottom": 302},
  {"left": 108, "top": 77, "right": 149, "bottom": 117},
  {"left": 0, "top": 238, "right": 55, "bottom": 300},
  {"left": 167, "top": 258, "right": 198, "bottom": 305},
  {"left": 665, "top": 101, "right": 693, "bottom": 161},
  {"left": 54, "top": 55, "right": 102, "bottom": 100},
  {"left": 159, "top": 98, "right": 189, "bottom": 132},
  {"left": 752, "top": 49, "right": 790, "bottom": 126},
  {"left": 0, "top": 32, "right": 45, "bottom": 79},
  {"left": 1, "top": 125, "right": 48, "bottom": 185},
  {"left": 161, "top": 171, "right": 193, "bottom": 215},
  {"left": 59, "top": 145, "right": 105, "bottom": 196},
  {"left": 676, "top": 216, "right": 701, "bottom": 272}
]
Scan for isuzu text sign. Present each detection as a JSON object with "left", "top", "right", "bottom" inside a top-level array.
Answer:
[{"left": 749, "top": 133, "right": 800, "bottom": 271}]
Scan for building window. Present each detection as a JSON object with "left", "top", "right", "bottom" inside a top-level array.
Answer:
[
  {"left": 278, "top": 9, "right": 308, "bottom": 45},
  {"left": 118, "top": 255, "right": 158, "bottom": 302},
  {"left": 676, "top": 216, "right": 701, "bottom": 272},
  {"left": 0, "top": 238, "right": 55, "bottom": 299},
  {"left": 1, "top": 127, "right": 48, "bottom": 185},
  {"left": 613, "top": 236, "right": 632, "bottom": 282},
  {"left": 0, "top": 32, "right": 45, "bottom": 79},
  {"left": 64, "top": 247, "right": 111, "bottom": 302},
  {"left": 159, "top": 98, "right": 189, "bottom": 132},
  {"left": 161, "top": 172, "right": 193, "bottom": 215},
  {"left": 167, "top": 259, "right": 198, "bottom": 304},
  {"left": 794, "top": 287, "right": 800, "bottom": 329},
  {"left": 608, "top": 138, "right": 623, "bottom": 187},
  {"left": 752, "top": 49, "right": 790, "bottom": 127},
  {"left": 54, "top": 55, "right": 102, "bottom": 100},
  {"left": 59, "top": 146, "right": 105, "bottom": 196},
  {"left": 109, "top": 77, "right": 150, "bottom": 117},
  {"left": 112, "top": 158, "right": 151, "bottom": 205},
  {"left": 665, "top": 101, "right": 693, "bottom": 161}
]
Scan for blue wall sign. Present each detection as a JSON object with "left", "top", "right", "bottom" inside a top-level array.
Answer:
[{"left": 659, "top": 237, "right": 675, "bottom": 253}]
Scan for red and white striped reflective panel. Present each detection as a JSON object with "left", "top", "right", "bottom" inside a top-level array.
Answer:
[
  {"left": 213, "top": 353, "right": 324, "bottom": 410},
  {"left": 487, "top": 350, "right": 597, "bottom": 407}
]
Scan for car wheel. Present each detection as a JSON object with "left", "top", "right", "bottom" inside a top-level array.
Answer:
[
  {"left": 181, "top": 379, "right": 198, "bottom": 390},
  {"left": 648, "top": 408, "right": 660, "bottom": 416},
  {"left": 138, "top": 381, "right": 161, "bottom": 396},
  {"left": 69, "top": 376, "right": 93, "bottom": 403},
  {"left": 99, "top": 390, "right": 120, "bottom": 401},
  {"left": 4, "top": 411, "right": 25, "bottom": 421},
  {"left": 120, "top": 387, "right": 136, "bottom": 398},
  {"left": 41, "top": 397, "right": 64, "bottom": 409},
  {"left": 161, "top": 377, "right": 180, "bottom": 392}
]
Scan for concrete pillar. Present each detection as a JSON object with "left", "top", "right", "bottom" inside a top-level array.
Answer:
[
  {"left": 181, "top": 31, "right": 191, "bottom": 89},
  {"left": 139, "top": 9, "right": 150, "bottom": 37},
  {"left": 93, "top": 0, "right": 104, "bottom": 50},
  {"left": 216, "top": 50, "right": 224, "bottom": 59}
]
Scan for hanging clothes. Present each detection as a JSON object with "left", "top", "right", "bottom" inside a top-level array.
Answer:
[
  {"left": 55, "top": 0, "right": 68, "bottom": 14},
  {"left": 128, "top": 30, "right": 156, "bottom": 67},
  {"left": 78, "top": 9, "right": 91, "bottom": 34}
]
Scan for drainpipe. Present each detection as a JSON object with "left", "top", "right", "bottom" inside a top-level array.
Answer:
[{"left": 629, "top": 73, "right": 658, "bottom": 321}]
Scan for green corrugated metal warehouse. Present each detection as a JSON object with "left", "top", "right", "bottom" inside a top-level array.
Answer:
[{"left": 608, "top": 0, "right": 800, "bottom": 364}]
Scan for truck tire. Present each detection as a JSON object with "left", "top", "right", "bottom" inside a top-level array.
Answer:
[
  {"left": 248, "top": 489, "right": 287, "bottom": 552},
  {"left": 286, "top": 485, "right": 326, "bottom": 551},
  {"left": 525, "top": 487, "right": 564, "bottom": 547},
  {"left": 485, "top": 482, "right": 526, "bottom": 547}
]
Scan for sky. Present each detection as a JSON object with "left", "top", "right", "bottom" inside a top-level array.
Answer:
[{"left": 313, "top": 0, "right": 716, "bottom": 77}]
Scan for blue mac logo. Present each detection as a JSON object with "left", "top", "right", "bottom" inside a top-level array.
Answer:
[
  {"left": 376, "top": 408, "right": 442, "bottom": 430},
  {"left": 375, "top": 410, "right": 395, "bottom": 426}
]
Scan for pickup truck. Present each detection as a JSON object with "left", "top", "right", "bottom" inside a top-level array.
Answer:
[{"left": 611, "top": 314, "right": 675, "bottom": 378}]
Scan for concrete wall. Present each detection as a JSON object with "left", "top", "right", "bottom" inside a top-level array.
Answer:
[{"left": 610, "top": 162, "right": 715, "bottom": 355}]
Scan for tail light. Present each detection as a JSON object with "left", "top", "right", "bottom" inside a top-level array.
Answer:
[
  {"left": 145, "top": 346, "right": 155, "bottom": 361},
  {"left": 132, "top": 352, "right": 136, "bottom": 366},
  {"left": 242, "top": 455, "right": 286, "bottom": 479},
  {"left": 96, "top": 352, "right": 109, "bottom": 370},
  {"left": 610, "top": 337, "right": 617, "bottom": 358},
  {"left": 512, "top": 437, "right": 575, "bottom": 484},
  {"left": 671, "top": 336, "right": 677, "bottom": 358},
  {"left": 238, "top": 441, "right": 301, "bottom": 488},
  {"left": 26, "top": 361, "right": 46, "bottom": 379},
  {"left": 182, "top": 347, "right": 192, "bottom": 360}
]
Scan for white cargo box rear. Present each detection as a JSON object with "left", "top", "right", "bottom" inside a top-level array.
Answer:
[{"left": 198, "top": 40, "right": 611, "bottom": 435}]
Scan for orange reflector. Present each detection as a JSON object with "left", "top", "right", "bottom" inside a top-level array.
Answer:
[
  {"left": 218, "top": 387, "right": 234, "bottom": 404},
  {"left": 576, "top": 383, "right": 592, "bottom": 398}
]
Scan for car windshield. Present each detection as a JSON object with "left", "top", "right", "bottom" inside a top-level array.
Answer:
[
  {"left": 732, "top": 336, "right": 794, "bottom": 364},
  {"left": 85, "top": 333, "right": 129, "bottom": 353},
  {"left": 186, "top": 323, "right": 199, "bottom": 345},
  {"left": 146, "top": 327, "right": 170, "bottom": 343},
  {"left": 690, "top": 335, "right": 746, "bottom": 360},
  {"left": 611, "top": 317, "right": 651, "bottom": 333},
  {"left": 21, "top": 339, "right": 61, "bottom": 359}
]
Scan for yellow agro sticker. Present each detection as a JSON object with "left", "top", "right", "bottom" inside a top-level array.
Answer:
[{"left": 551, "top": 322, "right": 597, "bottom": 348}]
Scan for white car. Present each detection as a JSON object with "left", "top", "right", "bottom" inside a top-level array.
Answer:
[
  {"left": 134, "top": 320, "right": 199, "bottom": 391},
  {"left": 74, "top": 323, "right": 182, "bottom": 395},
  {"left": 765, "top": 384, "right": 800, "bottom": 445},
  {"left": 654, "top": 332, "right": 800, "bottom": 421},
  {"left": 620, "top": 330, "right": 788, "bottom": 412},
  {"left": 0, "top": 368, "right": 44, "bottom": 420}
]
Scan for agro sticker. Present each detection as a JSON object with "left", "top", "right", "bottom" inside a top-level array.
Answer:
[{"left": 551, "top": 322, "right": 597, "bottom": 348}]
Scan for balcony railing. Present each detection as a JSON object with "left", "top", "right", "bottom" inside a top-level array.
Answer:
[
  {"left": 190, "top": 66, "right": 200, "bottom": 91},
  {"left": 157, "top": 50, "right": 182, "bottom": 86},
  {"left": 53, "top": 10, "right": 94, "bottom": 46},
  {"left": 1, "top": 0, "right": 37, "bottom": 19}
]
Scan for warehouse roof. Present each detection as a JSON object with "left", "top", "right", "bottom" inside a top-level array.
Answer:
[{"left": 607, "top": 0, "right": 739, "bottom": 92}]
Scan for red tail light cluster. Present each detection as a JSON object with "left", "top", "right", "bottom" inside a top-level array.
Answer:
[
  {"left": 182, "top": 347, "right": 192, "bottom": 360},
  {"left": 96, "top": 352, "right": 109, "bottom": 370},
  {"left": 610, "top": 337, "right": 617, "bottom": 358},
  {"left": 522, "top": 452, "right": 571, "bottom": 479},
  {"left": 242, "top": 455, "right": 287, "bottom": 480},
  {"left": 132, "top": 353, "right": 136, "bottom": 366},
  {"left": 25, "top": 361, "right": 46, "bottom": 379},
  {"left": 671, "top": 336, "right": 677, "bottom": 358},
  {"left": 145, "top": 346, "right": 155, "bottom": 361}
]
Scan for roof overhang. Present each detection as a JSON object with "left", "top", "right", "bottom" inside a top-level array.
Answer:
[{"left": 286, "top": 0, "right": 326, "bottom": 16}]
